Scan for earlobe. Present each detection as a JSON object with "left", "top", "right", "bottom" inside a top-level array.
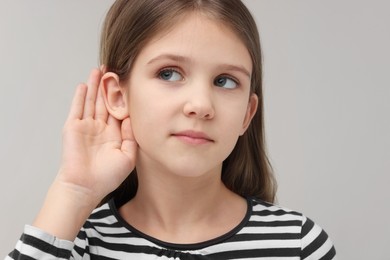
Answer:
[
  {"left": 240, "top": 93, "right": 258, "bottom": 136},
  {"left": 101, "top": 72, "right": 129, "bottom": 120}
]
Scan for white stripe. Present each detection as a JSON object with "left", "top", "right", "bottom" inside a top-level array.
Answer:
[
  {"left": 240, "top": 225, "right": 301, "bottom": 234},
  {"left": 203, "top": 239, "right": 301, "bottom": 252},
  {"left": 87, "top": 214, "right": 118, "bottom": 224},
  {"left": 250, "top": 214, "right": 302, "bottom": 222},
  {"left": 253, "top": 204, "right": 295, "bottom": 213},
  {"left": 88, "top": 245, "right": 181, "bottom": 260},
  {"left": 24, "top": 225, "right": 74, "bottom": 250},
  {"left": 81, "top": 227, "right": 163, "bottom": 248},
  {"left": 92, "top": 203, "right": 110, "bottom": 213},
  {"left": 92, "top": 225, "right": 130, "bottom": 234}
]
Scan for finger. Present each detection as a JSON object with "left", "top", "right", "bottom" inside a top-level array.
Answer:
[
  {"left": 67, "top": 83, "right": 87, "bottom": 120},
  {"left": 83, "top": 69, "right": 102, "bottom": 118},
  {"left": 120, "top": 117, "right": 138, "bottom": 162},
  {"left": 121, "top": 117, "right": 136, "bottom": 142},
  {"left": 107, "top": 114, "right": 121, "bottom": 133},
  {"left": 95, "top": 85, "right": 108, "bottom": 122}
]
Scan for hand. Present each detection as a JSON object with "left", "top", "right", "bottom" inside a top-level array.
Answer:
[
  {"left": 33, "top": 68, "right": 136, "bottom": 240},
  {"left": 57, "top": 68, "right": 137, "bottom": 205}
]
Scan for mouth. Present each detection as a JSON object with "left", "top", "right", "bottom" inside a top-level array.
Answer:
[{"left": 172, "top": 130, "right": 214, "bottom": 145}]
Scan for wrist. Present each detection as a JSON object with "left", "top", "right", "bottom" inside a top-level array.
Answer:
[
  {"left": 33, "top": 178, "right": 99, "bottom": 240},
  {"left": 53, "top": 173, "right": 102, "bottom": 207}
]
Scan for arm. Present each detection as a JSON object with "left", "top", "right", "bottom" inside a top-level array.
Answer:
[
  {"left": 7, "top": 68, "right": 137, "bottom": 258},
  {"left": 34, "top": 68, "right": 136, "bottom": 240}
]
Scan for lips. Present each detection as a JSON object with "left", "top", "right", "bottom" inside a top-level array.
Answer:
[{"left": 172, "top": 130, "right": 214, "bottom": 144}]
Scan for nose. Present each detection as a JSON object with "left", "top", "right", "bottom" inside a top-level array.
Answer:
[{"left": 182, "top": 82, "right": 215, "bottom": 120}]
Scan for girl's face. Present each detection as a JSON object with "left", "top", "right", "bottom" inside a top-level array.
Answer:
[{"left": 124, "top": 12, "right": 257, "bottom": 178}]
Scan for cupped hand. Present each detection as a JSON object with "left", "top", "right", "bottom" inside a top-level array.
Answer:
[{"left": 57, "top": 68, "right": 137, "bottom": 204}]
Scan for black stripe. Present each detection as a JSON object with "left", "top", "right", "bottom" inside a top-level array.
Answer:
[
  {"left": 301, "top": 230, "right": 330, "bottom": 259},
  {"left": 8, "top": 248, "right": 20, "bottom": 260},
  {"left": 247, "top": 219, "right": 302, "bottom": 227},
  {"left": 85, "top": 221, "right": 123, "bottom": 228},
  {"left": 21, "top": 233, "right": 71, "bottom": 258},
  {"left": 301, "top": 217, "right": 315, "bottom": 238},
  {"left": 230, "top": 232, "right": 301, "bottom": 242},
  {"left": 320, "top": 245, "right": 336, "bottom": 260},
  {"left": 208, "top": 247, "right": 301, "bottom": 259},
  {"left": 76, "top": 228, "right": 87, "bottom": 240},
  {"left": 8, "top": 248, "right": 41, "bottom": 260},
  {"left": 252, "top": 208, "right": 302, "bottom": 217},
  {"left": 250, "top": 198, "right": 275, "bottom": 207},
  {"left": 87, "top": 236, "right": 166, "bottom": 254},
  {"left": 89, "top": 208, "right": 113, "bottom": 220}
]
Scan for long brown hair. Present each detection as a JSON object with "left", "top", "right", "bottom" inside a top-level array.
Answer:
[{"left": 99, "top": 0, "right": 277, "bottom": 206}]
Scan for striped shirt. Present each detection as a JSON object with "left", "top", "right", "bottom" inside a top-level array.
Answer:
[{"left": 7, "top": 198, "right": 336, "bottom": 259}]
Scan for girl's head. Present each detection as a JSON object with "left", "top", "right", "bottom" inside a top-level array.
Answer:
[{"left": 100, "top": 0, "right": 276, "bottom": 205}]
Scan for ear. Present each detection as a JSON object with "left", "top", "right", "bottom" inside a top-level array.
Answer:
[
  {"left": 240, "top": 93, "right": 258, "bottom": 136},
  {"left": 101, "top": 72, "right": 129, "bottom": 120}
]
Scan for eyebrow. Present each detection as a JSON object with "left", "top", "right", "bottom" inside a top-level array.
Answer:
[
  {"left": 147, "top": 54, "right": 251, "bottom": 78},
  {"left": 220, "top": 64, "right": 251, "bottom": 79},
  {"left": 147, "top": 54, "right": 190, "bottom": 65}
]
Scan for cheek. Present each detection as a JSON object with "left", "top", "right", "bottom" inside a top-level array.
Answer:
[
  {"left": 217, "top": 110, "right": 247, "bottom": 150},
  {"left": 222, "top": 133, "right": 240, "bottom": 157},
  {"left": 127, "top": 96, "right": 168, "bottom": 146},
  {"left": 226, "top": 101, "right": 250, "bottom": 130}
]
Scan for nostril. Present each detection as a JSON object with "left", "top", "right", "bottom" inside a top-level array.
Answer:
[{"left": 182, "top": 98, "right": 215, "bottom": 119}]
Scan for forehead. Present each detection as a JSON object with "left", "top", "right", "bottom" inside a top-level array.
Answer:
[{"left": 136, "top": 12, "right": 252, "bottom": 71}]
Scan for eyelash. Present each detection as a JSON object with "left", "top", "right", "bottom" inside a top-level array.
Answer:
[
  {"left": 156, "top": 67, "right": 240, "bottom": 88},
  {"left": 216, "top": 74, "right": 240, "bottom": 87},
  {"left": 157, "top": 67, "right": 183, "bottom": 80}
]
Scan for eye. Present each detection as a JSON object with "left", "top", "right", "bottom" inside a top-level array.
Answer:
[
  {"left": 158, "top": 68, "right": 183, "bottom": 82},
  {"left": 213, "top": 76, "right": 238, "bottom": 89}
]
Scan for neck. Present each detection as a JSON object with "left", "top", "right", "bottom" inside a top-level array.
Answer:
[
  {"left": 119, "top": 162, "right": 247, "bottom": 244},
  {"left": 134, "top": 163, "right": 229, "bottom": 227}
]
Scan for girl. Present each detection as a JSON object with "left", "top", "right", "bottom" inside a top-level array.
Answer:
[{"left": 7, "top": 0, "right": 336, "bottom": 259}]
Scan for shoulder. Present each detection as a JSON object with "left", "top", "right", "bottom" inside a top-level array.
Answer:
[
  {"left": 246, "top": 197, "right": 337, "bottom": 259},
  {"left": 300, "top": 215, "right": 337, "bottom": 259},
  {"left": 245, "top": 197, "right": 304, "bottom": 241},
  {"left": 250, "top": 197, "right": 300, "bottom": 214},
  {"left": 249, "top": 197, "right": 304, "bottom": 225}
]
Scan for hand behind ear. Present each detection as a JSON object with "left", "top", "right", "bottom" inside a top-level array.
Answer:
[{"left": 57, "top": 68, "right": 137, "bottom": 205}]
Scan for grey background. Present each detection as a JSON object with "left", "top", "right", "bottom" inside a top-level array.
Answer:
[{"left": 0, "top": 1, "right": 389, "bottom": 259}]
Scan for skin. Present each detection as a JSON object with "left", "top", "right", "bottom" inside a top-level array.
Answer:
[{"left": 33, "top": 12, "right": 258, "bottom": 244}]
